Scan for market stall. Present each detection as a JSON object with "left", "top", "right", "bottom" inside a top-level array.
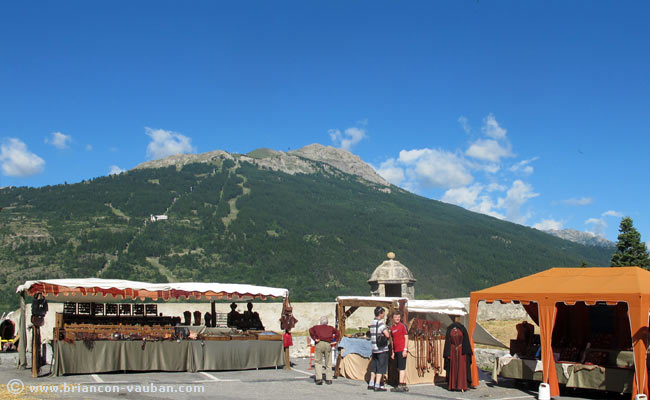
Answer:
[
  {"left": 16, "top": 278, "right": 291, "bottom": 376},
  {"left": 0, "top": 315, "right": 17, "bottom": 352},
  {"left": 468, "top": 267, "right": 650, "bottom": 399},
  {"left": 334, "top": 296, "right": 505, "bottom": 385}
]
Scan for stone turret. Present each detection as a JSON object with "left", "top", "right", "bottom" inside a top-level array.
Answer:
[{"left": 368, "top": 252, "right": 416, "bottom": 299}]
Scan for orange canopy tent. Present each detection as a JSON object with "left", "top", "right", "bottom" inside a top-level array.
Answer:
[{"left": 468, "top": 267, "right": 650, "bottom": 399}]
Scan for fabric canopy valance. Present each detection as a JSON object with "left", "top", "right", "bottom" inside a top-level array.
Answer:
[
  {"left": 468, "top": 267, "right": 650, "bottom": 399},
  {"left": 335, "top": 296, "right": 467, "bottom": 316},
  {"left": 16, "top": 278, "right": 289, "bottom": 301}
]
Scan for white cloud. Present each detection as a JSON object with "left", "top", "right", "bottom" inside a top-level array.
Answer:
[
  {"left": 486, "top": 183, "right": 506, "bottom": 192},
  {"left": 482, "top": 113, "right": 507, "bottom": 140},
  {"left": 442, "top": 184, "right": 505, "bottom": 220},
  {"left": 399, "top": 148, "right": 473, "bottom": 189},
  {"left": 509, "top": 157, "right": 539, "bottom": 176},
  {"left": 474, "top": 196, "right": 505, "bottom": 219},
  {"left": 466, "top": 159, "right": 501, "bottom": 174},
  {"left": 85, "top": 144, "right": 93, "bottom": 151},
  {"left": 0, "top": 138, "right": 45, "bottom": 177},
  {"left": 397, "top": 149, "right": 428, "bottom": 164},
  {"left": 583, "top": 210, "right": 624, "bottom": 237},
  {"left": 329, "top": 126, "right": 367, "bottom": 151},
  {"left": 45, "top": 132, "right": 72, "bottom": 149},
  {"left": 497, "top": 180, "right": 539, "bottom": 224},
  {"left": 560, "top": 197, "right": 593, "bottom": 206},
  {"left": 109, "top": 165, "right": 125, "bottom": 175},
  {"left": 586, "top": 217, "right": 607, "bottom": 237},
  {"left": 442, "top": 184, "right": 483, "bottom": 209},
  {"left": 376, "top": 148, "right": 473, "bottom": 192},
  {"left": 145, "top": 127, "right": 196, "bottom": 160},
  {"left": 375, "top": 158, "right": 405, "bottom": 186},
  {"left": 465, "top": 139, "right": 513, "bottom": 163},
  {"left": 464, "top": 114, "right": 515, "bottom": 165},
  {"left": 482, "top": 164, "right": 501, "bottom": 174},
  {"left": 442, "top": 180, "right": 538, "bottom": 224},
  {"left": 533, "top": 219, "right": 564, "bottom": 231},
  {"left": 379, "top": 113, "right": 543, "bottom": 224},
  {"left": 458, "top": 116, "right": 471, "bottom": 134}
]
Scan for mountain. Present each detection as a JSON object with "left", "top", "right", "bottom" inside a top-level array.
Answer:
[
  {"left": 0, "top": 144, "right": 613, "bottom": 311},
  {"left": 543, "top": 229, "right": 615, "bottom": 248},
  {"left": 134, "top": 144, "right": 390, "bottom": 187}
]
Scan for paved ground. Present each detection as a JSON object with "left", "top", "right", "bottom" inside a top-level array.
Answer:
[{"left": 0, "top": 352, "right": 628, "bottom": 400}]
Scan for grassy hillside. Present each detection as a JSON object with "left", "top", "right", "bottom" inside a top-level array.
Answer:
[{"left": 0, "top": 158, "right": 613, "bottom": 311}]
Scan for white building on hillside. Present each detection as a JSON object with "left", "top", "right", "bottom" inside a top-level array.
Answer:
[{"left": 150, "top": 214, "right": 168, "bottom": 222}]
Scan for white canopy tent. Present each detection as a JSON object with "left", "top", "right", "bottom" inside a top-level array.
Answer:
[
  {"left": 335, "top": 296, "right": 506, "bottom": 348},
  {"left": 16, "top": 278, "right": 289, "bottom": 370},
  {"left": 16, "top": 278, "right": 289, "bottom": 302}
]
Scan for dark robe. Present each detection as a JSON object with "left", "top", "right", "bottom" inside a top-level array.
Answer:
[
  {"left": 516, "top": 321, "right": 534, "bottom": 345},
  {"left": 243, "top": 311, "right": 264, "bottom": 330},
  {"left": 443, "top": 322, "right": 473, "bottom": 391},
  {"left": 31, "top": 294, "right": 48, "bottom": 317},
  {"left": 183, "top": 311, "right": 192, "bottom": 326},
  {"left": 227, "top": 310, "right": 241, "bottom": 328},
  {"left": 280, "top": 312, "right": 298, "bottom": 332}
]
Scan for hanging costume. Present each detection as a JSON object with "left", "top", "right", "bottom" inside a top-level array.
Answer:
[{"left": 443, "top": 322, "right": 473, "bottom": 391}]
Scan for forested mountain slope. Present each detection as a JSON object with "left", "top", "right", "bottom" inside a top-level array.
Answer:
[{"left": 0, "top": 147, "right": 612, "bottom": 311}]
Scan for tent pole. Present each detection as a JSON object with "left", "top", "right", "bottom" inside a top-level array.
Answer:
[
  {"left": 468, "top": 294, "right": 480, "bottom": 387},
  {"left": 32, "top": 324, "right": 39, "bottom": 377},
  {"left": 18, "top": 291, "right": 27, "bottom": 369},
  {"left": 334, "top": 302, "right": 344, "bottom": 377},
  {"left": 211, "top": 300, "right": 216, "bottom": 328},
  {"left": 628, "top": 299, "right": 650, "bottom": 398},
  {"left": 538, "top": 301, "right": 560, "bottom": 397}
]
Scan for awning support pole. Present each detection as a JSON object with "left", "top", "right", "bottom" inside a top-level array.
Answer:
[{"left": 18, "top": 291, "right": 27, "bottom": 369}]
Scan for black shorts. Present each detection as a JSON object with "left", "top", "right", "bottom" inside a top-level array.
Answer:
[
  {"left": 395, "top": 351, "right": 406, "bottom": 370},
  {"left": 370, "top": 351, "right": 388, "bottom": 374}
]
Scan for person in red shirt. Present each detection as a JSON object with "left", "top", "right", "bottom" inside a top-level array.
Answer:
[
  {"left": 390, "top": 312, "right": 409, "bottom": 392},
  {"left": 309, "top": 316, "right": 340, "bottom": 385}
]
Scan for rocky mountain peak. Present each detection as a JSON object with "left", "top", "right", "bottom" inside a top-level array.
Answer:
[
  {"left": 132, "top": 143, "right": 390, "bottom": 188},
  {"left": 289, "top": 144, "right": 390, "bottom": 186},
  {"left": 543, "top": 228, "right": 615, "bottom": 248},
  {"left": 132, "top": 150, "right": 234, "bottom": 170}
]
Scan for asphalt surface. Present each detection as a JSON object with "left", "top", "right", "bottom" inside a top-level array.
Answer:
[{"left": 0, "top": 352, "right": 628, "bottom": 400}]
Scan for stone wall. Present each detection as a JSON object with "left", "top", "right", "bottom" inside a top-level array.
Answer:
[
  {"left": 7, "top": 298, "right": 526, "bottom": 359},
  {"left": 453, "top": 298, "right": 528, "bottom": 321}
]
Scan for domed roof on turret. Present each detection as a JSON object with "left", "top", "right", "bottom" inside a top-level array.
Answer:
[{"left": 368, "top": 252, "right": 416, "bottom": 283}]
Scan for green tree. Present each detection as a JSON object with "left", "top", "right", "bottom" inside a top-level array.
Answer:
[{"left": 611, "top": 217, "right": 650, "bottom": 267}]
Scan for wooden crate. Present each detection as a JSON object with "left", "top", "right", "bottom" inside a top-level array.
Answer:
[
  {"left": 255, "top": 332, "right": 282, "bottom": 341},
  {"left": 230, "top": 335, "right": 256, "bottom": 341},
  {"left": 200, "top": 336, "right": 231, "bottom": 341}
]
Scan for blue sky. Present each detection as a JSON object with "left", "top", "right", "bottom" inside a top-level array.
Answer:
[{"left": 1, "top": 1, "right": 649, "bottom": 244}]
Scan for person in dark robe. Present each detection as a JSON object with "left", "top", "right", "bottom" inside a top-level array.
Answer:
[
  {"left": 516, "top": 321, "right": 534, "bottom": 345},
  {"left": 227, "top": 302, "right": 241, "bottom": 328},
  {"left": 242, "top": 302, "right": 264, "bottom": 330},
  {"left": 193, "top": 311, "right": 202, "bottom": 326},
  {"left": 443, "top": 317, "right": 473, "bottom": 392},
  {"left": 30, "top": 293, "right": 48, "bottom": 373},
  {"left": 183, "top": 311, "right": 192, "bottom": 326}
]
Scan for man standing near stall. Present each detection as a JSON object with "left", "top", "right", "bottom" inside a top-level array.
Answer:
[
  {"left": 390, "top": 312, "right": 409, "bottom": 392},
  {"left": 369, "top": 307, "right": 390, "bottom": 392},
  {"left": 309, "top": 316, "right": 340, "bottom": 385}
]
